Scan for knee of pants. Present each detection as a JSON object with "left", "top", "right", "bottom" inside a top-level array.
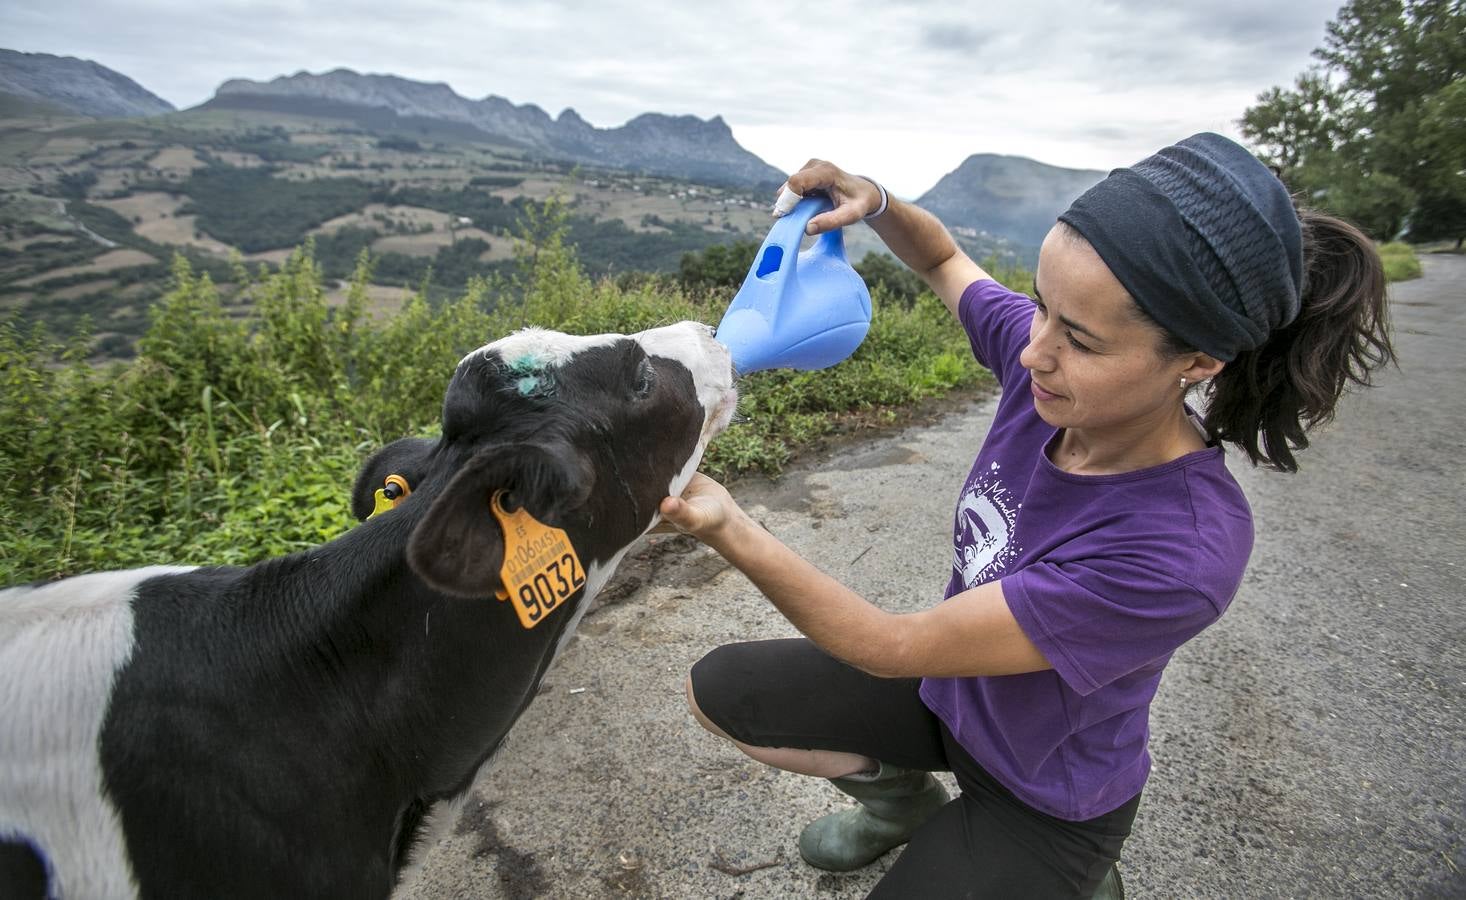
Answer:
[{"left": 685, "top": 644, "right": 744, "bottom": 739}]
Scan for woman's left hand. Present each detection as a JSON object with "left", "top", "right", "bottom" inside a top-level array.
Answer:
[{"left": 656, "top": 473, "right": 746, "bottom": 545}]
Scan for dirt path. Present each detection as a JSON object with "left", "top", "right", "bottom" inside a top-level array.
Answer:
[
  {"left": 403, "top": 254, "right": 1465, "bottom": 899},
  {"left": 56, "top": 198, "right": 117, "bottom": 248}
]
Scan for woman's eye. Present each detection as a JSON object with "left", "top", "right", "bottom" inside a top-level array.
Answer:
[{"left": 1065, "top": 332, "right": 1093, "bottom": 353}]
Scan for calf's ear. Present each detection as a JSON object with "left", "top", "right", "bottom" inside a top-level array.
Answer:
[
  {"left": 352, "top": 437, "right": 438, "bottom": 521},
  {"left": 407, "top": 442, "right": 595, "bottom": 598}
]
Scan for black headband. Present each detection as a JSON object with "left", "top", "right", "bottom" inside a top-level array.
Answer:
[{"left": 1058, "top": 133, "right": 1303, "bottom": 361}]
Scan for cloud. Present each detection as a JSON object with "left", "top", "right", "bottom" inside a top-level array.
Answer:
[
  {"left": 920, "top": 23, "right": 990, "bottom": 54},
  {"left": 0, "top": 0, "right": 1345, "bottom": 194}
]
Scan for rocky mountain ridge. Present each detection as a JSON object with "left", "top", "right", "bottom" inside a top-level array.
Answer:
[
  {"left": 209, "top": 69, "right": 787, "bottom": 189},
  {"left": 916, "top": 153, "right": 1107, "bottom": 252},
  {"left": 0, "top": 48, "right": 175, "bottom": 118}
]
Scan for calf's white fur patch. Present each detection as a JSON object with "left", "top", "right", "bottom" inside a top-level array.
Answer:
[{"left": 0, "top": 566, "right": 193, "bottom": 900}]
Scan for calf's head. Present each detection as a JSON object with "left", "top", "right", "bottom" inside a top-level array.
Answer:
[{"left": 351, "top": 321, "right": 736, "bottom": 599}]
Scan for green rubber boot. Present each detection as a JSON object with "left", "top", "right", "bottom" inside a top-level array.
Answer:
[
  {"left": 1092, "top": 863, "right": 1124, "bottom": 900},
  {"left": 797, "top": 763, "right": 950, "bottom": 871}
]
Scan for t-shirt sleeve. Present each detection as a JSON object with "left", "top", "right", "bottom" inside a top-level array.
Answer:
[
  {"left": 957, "top": 279, "right": 1036, "bottom": 388},
  {"left": 1003, "top": 557, "right": 1224, "bottom": 696}
]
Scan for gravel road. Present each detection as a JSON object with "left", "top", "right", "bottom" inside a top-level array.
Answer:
[{"left": 403, "top": 253, "right": 1465, "bottom": 899}]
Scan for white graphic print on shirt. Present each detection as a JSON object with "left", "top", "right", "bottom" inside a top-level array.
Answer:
[{"left": 953, "top": 461, "right": 1020, "bottom": 588}]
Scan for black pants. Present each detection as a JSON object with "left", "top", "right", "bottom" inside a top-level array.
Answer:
[{"left": 690, "top": 639, "right": 1140, "bottom": 899}]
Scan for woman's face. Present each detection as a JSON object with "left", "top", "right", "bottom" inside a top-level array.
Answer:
[{"left": 1019, "top": 225, "right": 1193, "bottom": 435}]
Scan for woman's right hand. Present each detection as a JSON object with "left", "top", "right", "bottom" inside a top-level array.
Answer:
[
  {"left": 777, "top": 160, "right": 884, "bottom": 236},
  {"left": 780, "top": 158, "right": 984, "bottom": 318}
]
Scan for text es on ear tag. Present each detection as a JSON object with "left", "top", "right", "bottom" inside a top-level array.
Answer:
[{"left": 488, "top": 489, "right": 586, "bottom": 629}]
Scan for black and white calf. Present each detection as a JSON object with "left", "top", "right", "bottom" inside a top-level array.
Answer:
[{"left": 0, "top": 321, "right": 736, "bottom": 899}]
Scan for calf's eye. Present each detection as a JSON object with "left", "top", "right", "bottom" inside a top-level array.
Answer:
[{"left": 634, "top": 360, "right": 655, "bottom": 397}]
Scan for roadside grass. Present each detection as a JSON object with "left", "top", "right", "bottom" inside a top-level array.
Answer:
[{"left": 1380, "top": 242, "right": 1423, "bottom": 282}]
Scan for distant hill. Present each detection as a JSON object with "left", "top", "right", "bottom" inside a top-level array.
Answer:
[
  {"left": 916, "top": 154, "right": 1106, "bottom": 258},
  {"left": 204, "top": 69, "right": 786, "bottom": 190},
  {"left": 0, "top": 57, "right": 1109, "bottom": 357},
  {"left": 0, "top": 48, "right": 175, "bottom": 118}
]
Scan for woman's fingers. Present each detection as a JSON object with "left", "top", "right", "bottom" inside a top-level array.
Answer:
[
  {"left": 780, "top": 161, "right": 880, "bottom": 234},
  {"left": 658, "top": 495, "right": 695, "bottom": 531},
  {"left": 785, "top": 159, "right": 840, "bottom": 197},
  {"left": 806, "top": 203, "right": 866, "bottom": 235},
  {"left": 658, "top": 474, "right": 738, "bottom": 539}
]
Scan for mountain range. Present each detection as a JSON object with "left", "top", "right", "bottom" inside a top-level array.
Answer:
[
  {"left": 0, "top": 49, "right": 1107, "bottom": 250},
  {"left": 206, "top": 69, "right": 787, "bottom": 190},
  {"left": 0, "top": 49, "right": 175, "bottom": 118}
]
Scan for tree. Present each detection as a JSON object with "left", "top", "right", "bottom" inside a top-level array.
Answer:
[
  {"left": 1241, "top": 0, "right": 1466, "bottom": 245},
  {"left": 854, "top": 252, "right": 928, "bottom": 308},
  {"left": 1409, "top": 77, "right": 1466, "bottom": 245},
  {"left": 678, "top": 240, "right": 759, "bottom": 292},
  {"left": 1242, "top": 72, "right": 1352, "bottom": 173}
]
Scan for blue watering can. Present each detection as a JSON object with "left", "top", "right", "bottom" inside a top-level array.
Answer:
[{"left": 714, "top": 195, "right": 872, "bottom": 374}]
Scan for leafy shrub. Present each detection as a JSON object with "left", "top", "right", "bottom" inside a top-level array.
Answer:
[
  {"left": 678, "top": 240, "right": 759, "bottom": 291},
  {"left": 0, "top": 198, "right": 1002, "bottom": 583}
]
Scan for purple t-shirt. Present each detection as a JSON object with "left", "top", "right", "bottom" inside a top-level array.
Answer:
[{"left": 918, "top": 279, "right": 1253, "bottom": 821}]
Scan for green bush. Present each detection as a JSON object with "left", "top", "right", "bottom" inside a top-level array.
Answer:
[
  {"left": 0, "top": 199, "right": 1001, "bottom": 583},
  {"left": 1379, "top": 242, "right": 1423, "bottom": 282}
]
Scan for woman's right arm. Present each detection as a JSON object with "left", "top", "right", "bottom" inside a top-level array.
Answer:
[{"left": 783, "top": 160, "right": 991, "bottom": 319}]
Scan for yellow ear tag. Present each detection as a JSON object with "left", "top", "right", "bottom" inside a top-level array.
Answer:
[
  {"left": 370, "top": 488, "right": 395, "bottom": 518},
  {"left": 488, "top": 489, "right": 586, "bottom": 629},
  {"left": 367, "top": 475, "right": 413, "bottom": 520}
]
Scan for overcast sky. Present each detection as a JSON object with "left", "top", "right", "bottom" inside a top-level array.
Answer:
[{"left": 3, "top": 0, "right": 1343, "bottom": 197}]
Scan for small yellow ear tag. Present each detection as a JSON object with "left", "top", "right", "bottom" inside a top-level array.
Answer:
[
  {"left": 370, "top": 489, "right": 395, "bottom": 518},
  {"left": 367, "top": 475, "right": 413, "bottom": 520},
  {"left": 488, "top": 489, "right": 586, "bottom": 629}
]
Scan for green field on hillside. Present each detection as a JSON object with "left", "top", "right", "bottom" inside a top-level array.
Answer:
[{"left": 0, "top": 103, "right": 1008, "bottom": 359}]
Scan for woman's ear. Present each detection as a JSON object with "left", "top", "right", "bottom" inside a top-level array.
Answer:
[{"left": 1181, "top": 353, "right": 1226, "bottom": 385}]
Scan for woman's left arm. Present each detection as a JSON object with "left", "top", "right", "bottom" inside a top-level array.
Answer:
[{"left": 660, "top": 474, "right": 1051, "bottom": 679}]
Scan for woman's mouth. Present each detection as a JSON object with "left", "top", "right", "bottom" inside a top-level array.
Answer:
[{"left": 1031, "top": 380, "right": 1062, "bottom": 402}]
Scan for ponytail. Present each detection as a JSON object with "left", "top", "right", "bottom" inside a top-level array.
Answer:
[{"left": 1198, "top": 209, "right": 1396, "bottom": 472}]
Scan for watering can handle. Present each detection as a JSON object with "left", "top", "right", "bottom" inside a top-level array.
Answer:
[
  {"left": 753, "top": 195, "right": 846, "bottom": 283},
  {"left": 715, "top": 192, "right": 871, "bottom": 373}
]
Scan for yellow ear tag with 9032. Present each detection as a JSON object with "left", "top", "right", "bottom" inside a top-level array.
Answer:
[{"left": 488, "top": 489, "right": 586, "bottom": 629}]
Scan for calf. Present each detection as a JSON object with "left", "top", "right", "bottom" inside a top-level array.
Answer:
[{"left": 0, "top": 322, "right": 736, "bottom": 899}]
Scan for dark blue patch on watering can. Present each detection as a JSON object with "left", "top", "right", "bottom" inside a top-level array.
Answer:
[
  {"left": 756, "top": 246, "right": 783, "bottom": 279},
  {"left": 714, "top": 195, "right": 872, "bottom": 374}
]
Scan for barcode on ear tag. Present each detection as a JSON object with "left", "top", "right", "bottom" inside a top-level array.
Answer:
[{"left": 488, "top": 490, "right": 586, "bottom": 628}]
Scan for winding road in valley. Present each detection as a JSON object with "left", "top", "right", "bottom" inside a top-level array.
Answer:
[{"left": 404, "top": 254, "right": 1465, "bottom": 899}]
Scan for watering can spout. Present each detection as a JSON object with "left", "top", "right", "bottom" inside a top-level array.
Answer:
[{"left": 714, "top": 195, "right": 872, "bottom": 374}]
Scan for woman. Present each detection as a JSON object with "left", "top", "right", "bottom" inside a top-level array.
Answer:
[{"left": 659, "top": 133, "right": 1394, "bottom": 898}]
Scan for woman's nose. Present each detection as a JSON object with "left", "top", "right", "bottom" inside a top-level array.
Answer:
[{"left": 1020, "top": 325, "right": 1053, "bottom": 373}]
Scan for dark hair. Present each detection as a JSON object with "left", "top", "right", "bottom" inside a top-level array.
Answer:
[{"left": 1161, "top": 208, "right": 1396, "bottom": 472}]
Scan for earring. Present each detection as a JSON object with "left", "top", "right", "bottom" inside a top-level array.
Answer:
[{"left": 1179, "top": 377, "right": 1187, "bottom": 389}]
